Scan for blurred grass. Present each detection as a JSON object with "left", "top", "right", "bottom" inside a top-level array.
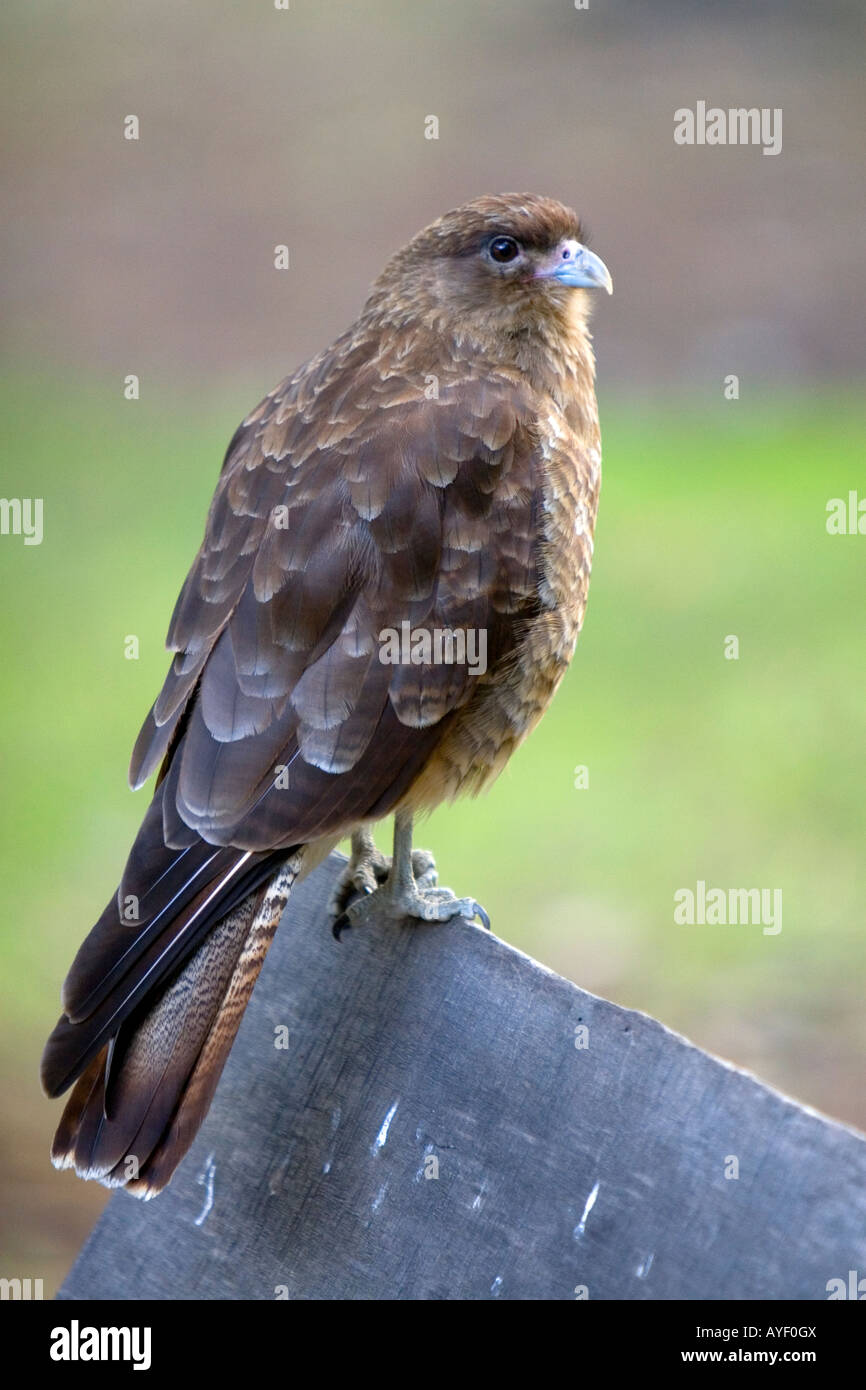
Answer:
[{"left": 1, "top": 374, "right": 864, "bottom": 1289}]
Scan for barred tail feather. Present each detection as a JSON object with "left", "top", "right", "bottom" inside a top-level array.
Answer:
[{"left": 49, "top": 857, "right": 300, "bottom": 1197}]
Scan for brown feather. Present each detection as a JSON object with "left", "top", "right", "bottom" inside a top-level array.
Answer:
[
  {"left": 50, "top": 860, "right": 298, "bottom": 1194},
  {"left": 44, "top": 193, "right": 607, "bottom": 1194}
]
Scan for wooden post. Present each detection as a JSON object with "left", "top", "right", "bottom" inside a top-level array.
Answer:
[{"left": 59, "top": 853, "right": 866, "bottom": 1301}]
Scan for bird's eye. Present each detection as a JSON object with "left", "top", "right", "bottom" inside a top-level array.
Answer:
[{"left": 488, "top": 236, "right": 520, "bottom": 264}]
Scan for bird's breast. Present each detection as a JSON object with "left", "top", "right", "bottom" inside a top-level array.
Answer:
[
  {"left": 402, "top": 399, "right": 601, "bottom": 812},
  {"left": 534, "top": 402, "right": 602, "bottom": 636}
]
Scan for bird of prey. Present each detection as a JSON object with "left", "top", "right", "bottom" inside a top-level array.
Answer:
[{"left": 42, "top": 193, "right": 612, "bottom": 1196}]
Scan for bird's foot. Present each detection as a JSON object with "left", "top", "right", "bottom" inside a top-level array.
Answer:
[
  {"left": 332, "top": 817, "right": 490, "bottom": 938},
  {"left": 330, "top": 838, "right": 392, "bottom": 918},
  {"left": 340, "top": 881, "right": 490, "bottom": 937},
  {"left": 331, "top": 838, "right": 488, "bottom": 938},
  {"left": 331, "top": 836, "right": 437, "bottom": 937}
]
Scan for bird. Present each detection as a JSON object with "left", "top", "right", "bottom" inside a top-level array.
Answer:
[{"left": 41, "top": 193, "right": 612, "bottom": 1197}]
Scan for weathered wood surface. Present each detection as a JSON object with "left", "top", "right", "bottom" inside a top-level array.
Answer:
[{"left": 59, "top": 852, "right": 866, "bottom": 1301}]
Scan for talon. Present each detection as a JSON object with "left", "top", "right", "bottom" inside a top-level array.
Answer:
[
  {"left": 330, "top": 829, "right": 389, "bottom": 924},
  {"left": 332, "top": 818, "right": 485, "bottom": 936}
]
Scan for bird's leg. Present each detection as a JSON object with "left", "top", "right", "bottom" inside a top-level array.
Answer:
[
  {"left": 333, "top": 810, "right": 489, "bottom": 937},
  {"left": 331, "top": 822, "right": 439, "bottom": 937},
  {"left": 330, "top": 827, "right": 390, "bottom": 919}
]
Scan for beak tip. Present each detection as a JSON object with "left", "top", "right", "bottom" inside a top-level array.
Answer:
[{"left": 550, "top": 244, "right": 613, "bottom": 295}]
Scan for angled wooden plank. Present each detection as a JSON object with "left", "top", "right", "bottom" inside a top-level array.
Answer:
[{"left": 58, "top": 852, "right": 866, "bottom": 1301}]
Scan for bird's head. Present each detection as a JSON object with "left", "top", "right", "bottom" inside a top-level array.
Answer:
[{"left": 366, "top": 193, "right": 612, "bottom": 353}]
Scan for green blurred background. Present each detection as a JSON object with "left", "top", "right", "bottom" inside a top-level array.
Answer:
[{"left": 1, "top": 0, "right": 863, "bottom": 1294}]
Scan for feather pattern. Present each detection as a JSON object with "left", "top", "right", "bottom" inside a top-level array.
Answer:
[
  {"left": 50, "top": 860, "right": 299, "bottom": 1195},
  {"left": 43, "top": 193, "right": 606, "bottom": 1195}
]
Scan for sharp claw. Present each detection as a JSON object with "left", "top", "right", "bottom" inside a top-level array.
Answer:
[{"left": 332, "top": 851, "right": 489, "bottom": 934}]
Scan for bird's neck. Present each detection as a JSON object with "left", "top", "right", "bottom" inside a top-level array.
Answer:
[
  {"left": 463, "top": 304, "right": 599, "bottom": 439},
  {"left": 359, "top": 299, "right": 597, "bottom": 432},
  {"left": 504, "top": 307, "right": 597, "bottom": 412}
]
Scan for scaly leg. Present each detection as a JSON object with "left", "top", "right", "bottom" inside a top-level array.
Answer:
[
  {"left": 330, "top": 827, "right": 390, "bottom": 915},
  {"left": 332, "top": 811, "right": 490, "bottom": 937},
  {"left": 331, "top": 822, "right": 438, "bottom": 938}
]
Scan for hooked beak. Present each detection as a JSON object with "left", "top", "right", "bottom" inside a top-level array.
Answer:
[{"left": 537, "top": 240, "right": 613, "bottom": 294}]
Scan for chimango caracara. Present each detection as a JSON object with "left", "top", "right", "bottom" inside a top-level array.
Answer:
[{"left": 42, "top": 193, "right": 612, "bottom": 1195}]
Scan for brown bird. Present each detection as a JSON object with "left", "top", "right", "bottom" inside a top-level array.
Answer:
[{"left": 42, "top": 193, "right": 612, "bottom": 1196}]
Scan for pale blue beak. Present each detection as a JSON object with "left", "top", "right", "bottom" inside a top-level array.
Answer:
[{"left": 540, "top": 240, "right": 613, "bottom": 294}]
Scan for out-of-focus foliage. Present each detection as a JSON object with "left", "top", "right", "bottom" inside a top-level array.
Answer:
[{"left": 1, "top": 0, "right": 863, "bottom": 1296}]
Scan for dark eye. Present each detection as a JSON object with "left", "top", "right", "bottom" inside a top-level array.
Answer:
[{"left": 488, "top": 235, "right": 520, "bottom": 264}]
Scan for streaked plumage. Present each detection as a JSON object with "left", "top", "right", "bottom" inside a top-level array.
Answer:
[{"left": 42, "top": 193, "right": 611, "bottom": 1195}]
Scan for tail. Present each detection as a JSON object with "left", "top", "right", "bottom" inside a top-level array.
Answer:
[{"left": 44, "top": 856, "right": 300, "bottom": 1198}]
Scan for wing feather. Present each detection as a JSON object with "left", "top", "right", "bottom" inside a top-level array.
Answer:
[{"left": 53, "top": 350, "right": 545, "bottom": 1101}]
